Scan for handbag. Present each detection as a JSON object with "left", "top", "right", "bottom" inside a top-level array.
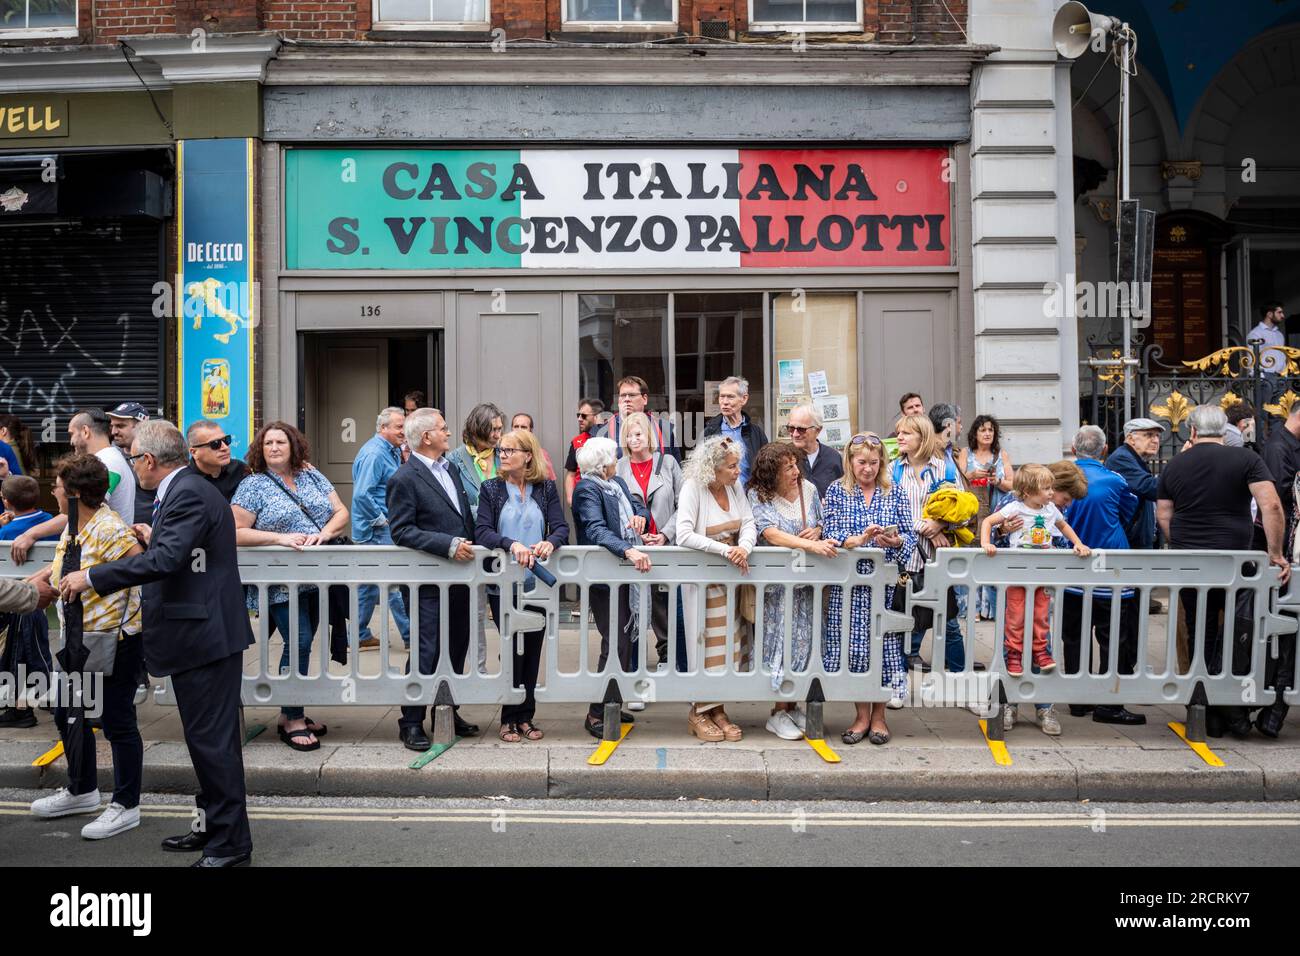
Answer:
[{"left": 81, "top": 629, "right": 121, "bottom": 677}]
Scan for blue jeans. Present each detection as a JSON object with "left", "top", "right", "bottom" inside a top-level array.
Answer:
[
  {"left": 908, "top": 585, "right": 967, "bottom": 671},
  {"left": 271, "top": 596, "right": 319, "bottom": 720},
  {"left": 356, "top": 526, "right": 410, "bottom": 646}
]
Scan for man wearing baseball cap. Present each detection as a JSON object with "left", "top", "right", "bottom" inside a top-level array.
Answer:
[
  {"left": 107, "top": 403, "right": 155, "bottom": 526},
  {"left": 1105, "top": 417, "right": 1165, "bottom": 550}
]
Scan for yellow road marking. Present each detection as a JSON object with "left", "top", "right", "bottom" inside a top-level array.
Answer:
[
  {"left": 978, "top": 719, "right": 1013, "bottom": 766},
  {"left": 804, "top": 737, "right": 841, "bottom": 763},
  {"left": 1168, "top": 721, "right": 1227, "bottom": 767},
  {"left": 587, "top": 722, "right": 634, "bottom": 765},
  {"left": 31, "top": 729, "right": 100, "bottom": 768}
]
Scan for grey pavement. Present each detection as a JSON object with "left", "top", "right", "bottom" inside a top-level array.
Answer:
[{"left": 2, "top": 597, "right": 1297, "bottom": 802}]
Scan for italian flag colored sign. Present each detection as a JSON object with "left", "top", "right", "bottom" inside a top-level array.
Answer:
[{"left": 285, "top": 148, "right": 951, "bottom": 270}]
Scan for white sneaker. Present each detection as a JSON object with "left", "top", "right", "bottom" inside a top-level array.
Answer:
[
  {"left": 626, "top": 701, "right": 646, "bottom": 712},
  {"left": 765, "top": 710, "right": 803, "bottom": 740},
  {"left": 968, "top": 703, "right": 997, "bottom": 718},
  {"left": 887, "top": 686, "right": 908, "bottom": 710},
  {"left": 1036, "top": 705, "right": 1062, "bottom": 737},
  {"left": 786, "top": 708, "right": 807, "bottom": 732},
  {"left": 1002, "top": 705, "right": 1018, "bottom": 732},
  {"left": 31, "top": 787, "right": 101, "bottom": 819},
  {"left": 81, "top": 802, "right": 140, "bottom": 840},
  {"left": 133, "top": 683, "right": 149, "bottom": 706}
]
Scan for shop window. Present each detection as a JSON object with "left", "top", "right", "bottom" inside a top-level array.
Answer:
[
  {"left": 579, "top": 294, "right": 670, "bottom": 423},
  {"left": 0, "top": 0, "right": 76, "bottom": 33},
  {"left": 374, "top": 0, "right": 489, "bottom": 26},
  {"left": 564, "top": 0, "right": 675, "bottom": 25},
  {"left": 673, "top": 293, "right": 765, "bottom": 442},
  {"left": 749, "top": 0, "right": 859, "bottom": 30},
  {"left": 772, "top": 292, "right": 858, "bottom": 448}
]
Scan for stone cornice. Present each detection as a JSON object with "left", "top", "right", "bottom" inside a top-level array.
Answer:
[
  {"left": 267, "top": 40, "right": 997, "bottom": 87},
  {"left": 0, "top": 33, "right": 280, "bottom": 93}
]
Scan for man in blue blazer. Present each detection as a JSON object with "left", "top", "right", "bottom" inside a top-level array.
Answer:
[
  {"left": 387, "top": 408, "right": 480, "bottom": 750},
  {"left": 61, "top": 420, "right": 254, "bottom": 867}
]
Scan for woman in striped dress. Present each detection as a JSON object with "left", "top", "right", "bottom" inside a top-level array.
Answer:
[
  {"left": 677, "top": 436, "right": 756, "bottom": 742},
  {"left": 821, "top": 434, "right": 917, "bottom": 745}
]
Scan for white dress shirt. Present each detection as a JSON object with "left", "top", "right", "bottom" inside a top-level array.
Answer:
[{"left": 411, "top": 450, "right": 465, "bottom": 559}]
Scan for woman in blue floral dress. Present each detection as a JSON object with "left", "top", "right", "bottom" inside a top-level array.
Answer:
[
  {"left": 232, "top": 422, "right": 350, "bottom": 752},
  {"left": 746, "top": 443, "right": 838, "bottom": 740},
  {"left": 821, "top": 433, "right": 917, "bottom": 745}
]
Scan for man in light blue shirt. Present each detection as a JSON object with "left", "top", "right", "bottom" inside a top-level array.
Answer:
[
  {"left": 352, "top": 407, "right": 411, "bottom": 648},
  {"left": 1249, "top": 301, "right": 1288, "bottom": 413}
]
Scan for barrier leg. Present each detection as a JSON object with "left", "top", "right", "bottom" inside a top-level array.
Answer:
[
  {"left": 589, "top": 680, "right": 632, "bottom": 765},
  {"left": 410, "top": 682, "right": 460, "bottom": 769},
  {"left": 801, "top": 680, "right": 840, "bottom": 762},
  {"left": 1168, "top": 682, "right": 1225, "bottom": 767},
  {"left": 239, "top": 705, "right": 265, "bottom": 746},
  {"left": 979, "top": 681, "right": 1012, "bottom": 766}
]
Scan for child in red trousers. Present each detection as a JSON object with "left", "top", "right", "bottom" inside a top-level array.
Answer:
[{"left": 980, "top": 464, "right": 1091, "bottom": 676}]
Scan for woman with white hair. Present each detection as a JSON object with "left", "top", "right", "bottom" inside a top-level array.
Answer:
[
  {"left": 616, "top": 411, "right": 686, "bottom": 672},
  {"left": 572, "top": 436, "right": 653, "bottom": 739},
  {"left": 677, "top": 434, "right": 757, "bottom": 742}
]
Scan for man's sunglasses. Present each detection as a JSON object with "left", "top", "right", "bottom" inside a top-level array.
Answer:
[
  {"left": 788, "top": 425, "right": 818, "bottom": 435},
  {"left": 191, "top": 435, "right": 233, "bottom": 452}
]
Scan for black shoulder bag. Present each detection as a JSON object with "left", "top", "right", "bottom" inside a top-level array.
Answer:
[{"left": 266, "top": 470, "right": 352, "bottom": 665}]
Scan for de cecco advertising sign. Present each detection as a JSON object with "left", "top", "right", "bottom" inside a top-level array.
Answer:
[{"left": 285, "top": 147, "right": 952, "bottom": 270}]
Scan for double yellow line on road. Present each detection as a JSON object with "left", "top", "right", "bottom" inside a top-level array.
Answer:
[{"left": 4, "top": 801, "right": 1299, "bottom": 828}]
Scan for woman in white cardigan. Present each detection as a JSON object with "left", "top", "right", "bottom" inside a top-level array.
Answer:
[{"left": 676, "top": 435, "right": 757, "bottom": 742}]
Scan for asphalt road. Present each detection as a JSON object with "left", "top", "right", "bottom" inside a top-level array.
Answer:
[{"left": 3, "top": 790, "right": 1299, "bottom": 866}]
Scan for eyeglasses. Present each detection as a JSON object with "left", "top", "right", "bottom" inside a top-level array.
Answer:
[
  {"left": 849, "top": 434, "right": 883, "bottom": 447},
  {"left": 787, "top": 425, "right": 816, "bottom": 435},
  {"left": 125, "top": 452, "right": 151, "bottom": 464},
  {"left": 191, "top": 435, "right": 233, "bottom": 452},
  {"left": 495, "top": 446, "right": 524, "bottom": 457}
]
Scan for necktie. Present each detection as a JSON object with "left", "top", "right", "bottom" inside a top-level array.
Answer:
[{"left": 152, "top": 497, "right": 161, "bottom": 524}]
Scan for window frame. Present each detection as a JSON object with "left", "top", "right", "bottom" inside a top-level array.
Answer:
[
  {"left": 0, "top": 0, "right": 78, "bottom": 38},
  {"left": 561, "top": 0, "right": 678, "bottom": 31},
  {"left": 746, "top": 0, "right": 862, "bottom": 34},
  {"left": 371, "top": 0, "right": 491, "bottom": 31}
]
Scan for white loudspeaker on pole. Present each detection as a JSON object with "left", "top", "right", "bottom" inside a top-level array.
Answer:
[{"left": 1052, "top": 1, "right": 1118, "bottom": 60}]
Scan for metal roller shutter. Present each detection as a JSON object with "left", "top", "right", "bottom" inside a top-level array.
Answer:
[{"left": 0, "top": 218, "right": 164, "bottom": 431}]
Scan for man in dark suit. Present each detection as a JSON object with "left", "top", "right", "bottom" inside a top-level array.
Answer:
[
  {"left": 59, "top": 420, "right": 253, "bottom": 867},
  {"left": 387, "top": 408, "right": 480, "bottom": 750}
]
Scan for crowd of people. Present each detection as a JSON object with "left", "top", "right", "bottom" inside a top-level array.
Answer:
[{"left": 0, "top": 376, "right": 1297, "bottom": 862}]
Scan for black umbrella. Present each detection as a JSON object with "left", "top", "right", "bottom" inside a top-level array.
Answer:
[{"left": 54, "top": 496, "right": 89, "bottom": 760}]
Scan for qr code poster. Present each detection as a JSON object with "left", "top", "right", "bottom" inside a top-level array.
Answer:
[
  {"left": 822, "top": 420, "right": 852, "bottom": 447},
  {"left": 814, "top": 394, "right": 849, "bottom": 423}
]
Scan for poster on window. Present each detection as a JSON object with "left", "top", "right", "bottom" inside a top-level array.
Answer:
[{"left": 285, "top": 147, "right": 952, "bottom": 270}]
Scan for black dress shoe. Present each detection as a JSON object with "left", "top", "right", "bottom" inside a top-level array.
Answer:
[
  {"left": 192, "top": 852, "right": 251, "bottom": 868},
  {"left": 162, "top": 831, "right": 210, "bottom": 852},
  {"left": 1068, "top": 705, "right": 1095, "bottom": 718},
  {"left": 399, "top": 726, "right": 432, "bottom": 751},
  {"left": 1222, "top": 707, "right": 1253, "bottom": 739},
  {"left": 1256, "top": 704, "right": 1288, "bottom": 739},
  {"left": 453, "top": 716, "right": 479, "bottom": 737},
  {"left": 0, "top": 707, "right": 37, "bottom": 728},
  {"left": 1092, "top": 705, "right": 1146, "bottom": 725}
]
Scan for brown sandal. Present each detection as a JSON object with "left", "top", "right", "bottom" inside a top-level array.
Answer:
[
  {"left": 710, "top": 708, "right": 743, "bottom": 742},
  {"left": 687, "top": 709, "right": 725, "bottom": 742},
  {"left": 498, "top": 723, "right": 521, "bottom": 742},
  {"left": 516, "top": 721, "right": 544, "bottom": 741}
]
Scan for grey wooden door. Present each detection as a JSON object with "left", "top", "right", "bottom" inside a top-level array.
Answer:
[
  {"left": 453, "top": 292, "right": 565, "bottom": 475},
  {"left": 860, "top": 291, "right": 956, "bottom": 435},
  {"left": 311, "top": 337, "right": 389, "bottom": 509}
]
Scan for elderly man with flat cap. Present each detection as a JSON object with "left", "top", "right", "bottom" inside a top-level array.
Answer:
[{"left": 1105, "top": 417, "right": 1164, "bottom": 550}]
